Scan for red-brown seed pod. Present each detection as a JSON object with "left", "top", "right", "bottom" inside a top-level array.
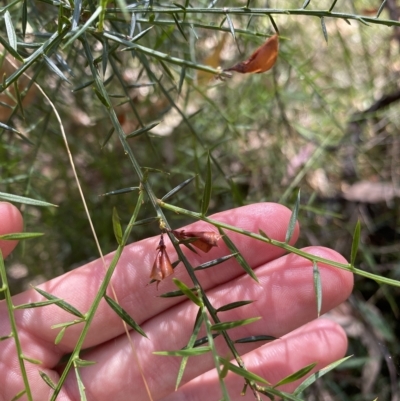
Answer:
[
  {"left": 172, "top": 230, "right": 222, "bottom": 253},
  {"left": 149, "top": 234, "right": 173, "bottom": 288}
]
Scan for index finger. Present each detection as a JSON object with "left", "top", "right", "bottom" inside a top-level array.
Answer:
[{"left": 0, "top": 202, "right": 23, "bottom": 258}]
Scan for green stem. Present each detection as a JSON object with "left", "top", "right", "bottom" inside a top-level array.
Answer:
[
  {"left": 101, "top": 7, "right": 400, "bottom": 28},
  {"left": 50, "top": 190, "right": 145, "bottom": 400},
  {"left": 0, "top": 252, "right": 33, "bottom": 401},
  {"left": 158, "top": 201, "right": 400, "bottom": 288}
]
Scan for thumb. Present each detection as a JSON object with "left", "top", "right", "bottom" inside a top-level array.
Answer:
[{"left": 0, "top": 202, "right": 23, "bottom": 258}]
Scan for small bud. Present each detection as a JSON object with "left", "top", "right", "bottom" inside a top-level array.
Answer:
[
  {"left": 149, "top": 234, "right": 173, "bottom": 289},
  {"left": 172, "top": 230, "right": 222, "bottom": 253}
]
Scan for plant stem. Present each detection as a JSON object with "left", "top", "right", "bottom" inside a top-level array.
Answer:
[
  {"left": 102, "top": 6, "right": 400, "bottom": 28},
  {"left": 50, "top": 189, "right": 145, "bottom": 400},
  {"left": 0, "top": 252, "right": 33, "bottom": 401},
  {"left": 158, "top": 200, "right": 400, "bottom": 288}
]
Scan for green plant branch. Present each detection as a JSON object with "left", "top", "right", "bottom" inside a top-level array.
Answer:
[
  {"left": 1, "top": 26, "right": 69, "bottom": 91},
  {"left": 0, "top": 251, "right": 33, "bottom": 401},
  {"left": 101, "top": 6, "right": 400, "bottom": 28},
  {"left": 107, "top": 17, "right": 271, "bottom": 38},
  {"left": 80, "top": 32, "right": 264, "bottom": 400},
  {"left": 50, "top": 188, "right": 145, "bottom": 400},
  {"left": 199, "top": 298, "right": 231, "bottom": 400},
  {"left": 102, "top": 31, "right": 230, "bottom": 77},
  {"left": 158, "top": 200, "right": 400, "bottom": 288}
]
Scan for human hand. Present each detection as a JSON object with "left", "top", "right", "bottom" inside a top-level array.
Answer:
[{"left": 0, "top": 201, "right": 353, "bottom": 401}]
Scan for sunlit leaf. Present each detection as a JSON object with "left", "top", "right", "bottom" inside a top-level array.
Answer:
[
  {"left": 211, "top": 317, "right": 261, "bottom": 332},
  {"left": 218, "top": 357, "right": 270, "bottom": 384},
  {"left": 104, "top": 295, "right": 148, "bottom": 338},
  {"left": 74, "top": 358, "right": 96, "bottom": 367},
  {"left": 274, "top": 362, "right": 316, "bottom": 388},
  {"left": 74, "top": 365, "right": 87, "bottom": 401},
  {"left": 21, "top": 355, "right": 42, "bottom": 364},
  {"left": 39, "top": 371, "right": 57, "bottom": 389},
  {"left": 0, "top": 232, "right": 43, "bottom": 240},
  {"left": 154, "top": 346, "right": 210, "bottom": 356},
  {"left": 5, "top": 11, "right": 17, "bottom": 51},
  {"left": 172, "top": 278, "right": 201, "bottom": 306},
  {"left": 0, "top": 192, "right": 57, "bottom": 207},
  {"left": 14, "top": 299, "right": 62, "bottom": 309},
  {"left": 54, "top": 327, "right": 66, "bottom": 345},
  {"left": 10, "top": 389, "right": 26, "bottom": 401},
  {"left": 293, "top": 356, "right": 352, "bottom": 395},
  {"left": 34, "top": 287, "right": 85, "bottom": 318},
  {"left": 219, "top": 228, "right": 258, "bottom": 282}
]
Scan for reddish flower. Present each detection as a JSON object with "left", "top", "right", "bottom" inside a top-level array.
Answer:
[
  {"left": 149, "top": 234, "right": 173, "bottom": 288},
  {"left": 172, "top": 230, "right": 222, "bottom": 253}
]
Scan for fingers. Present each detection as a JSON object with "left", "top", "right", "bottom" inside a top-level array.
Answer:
[
  {"left": 161, "top": 319, "right": 348, "bottom": 401},
  {"left": 0, "top": 202, "right": 23, "bottom": 258},
  {"left": 10, "top": 203, "right": 299, "bottom": 349},
  {"left": 63, "top": 246, "right": 352, "bottom": 400}
]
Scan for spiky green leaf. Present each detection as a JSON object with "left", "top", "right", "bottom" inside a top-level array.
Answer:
[
  {"left": 154, "top": 346, "right": 210, "bottom": 357},
  {"left": 350, "top": 220, "right": 361, "bottom": 267},
  {"left": 34, "top": 287, "right": 85, "bottom": 318},
  {"left": 172, "top": 278, "right": 201, "bottom": 306},
  {"left": 218, "top": 357, "right": 270, "bottom": 384},
  {"left": 293, "top": 356, "right": 352, "bottom": 395},
  {"left": 216, "top": 300, "right": 253, "bottom": 313},
  {"left": 235, "top": 334, "right": 276, "bottom": 344},
  {"left": 285, "top": 190, "right": 300, "bottom": 243},
  {"left": 161, "top": 177, "right": 195, "bottom": 201},
  {"left": 219, "top": 228, "right": 258, "bottom": 282},
  {"left": 104, "top": 294, "right": 148, "bottom": 338},
  {"left": 112, "top": 207, "right": 123, "bottom": 245},
  {"left": 211, "top": 317, "right": 261, "bottom": 332},
  {"left": 0, "top": 192, "right": 57, "bottom": 207},
  {"left": 0, "top": 232, "right": 43, "bottom": 240}
]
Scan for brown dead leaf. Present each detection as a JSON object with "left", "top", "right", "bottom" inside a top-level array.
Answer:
[{"left": 224, "top": 34, "right": 279, "bottom": 74}]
